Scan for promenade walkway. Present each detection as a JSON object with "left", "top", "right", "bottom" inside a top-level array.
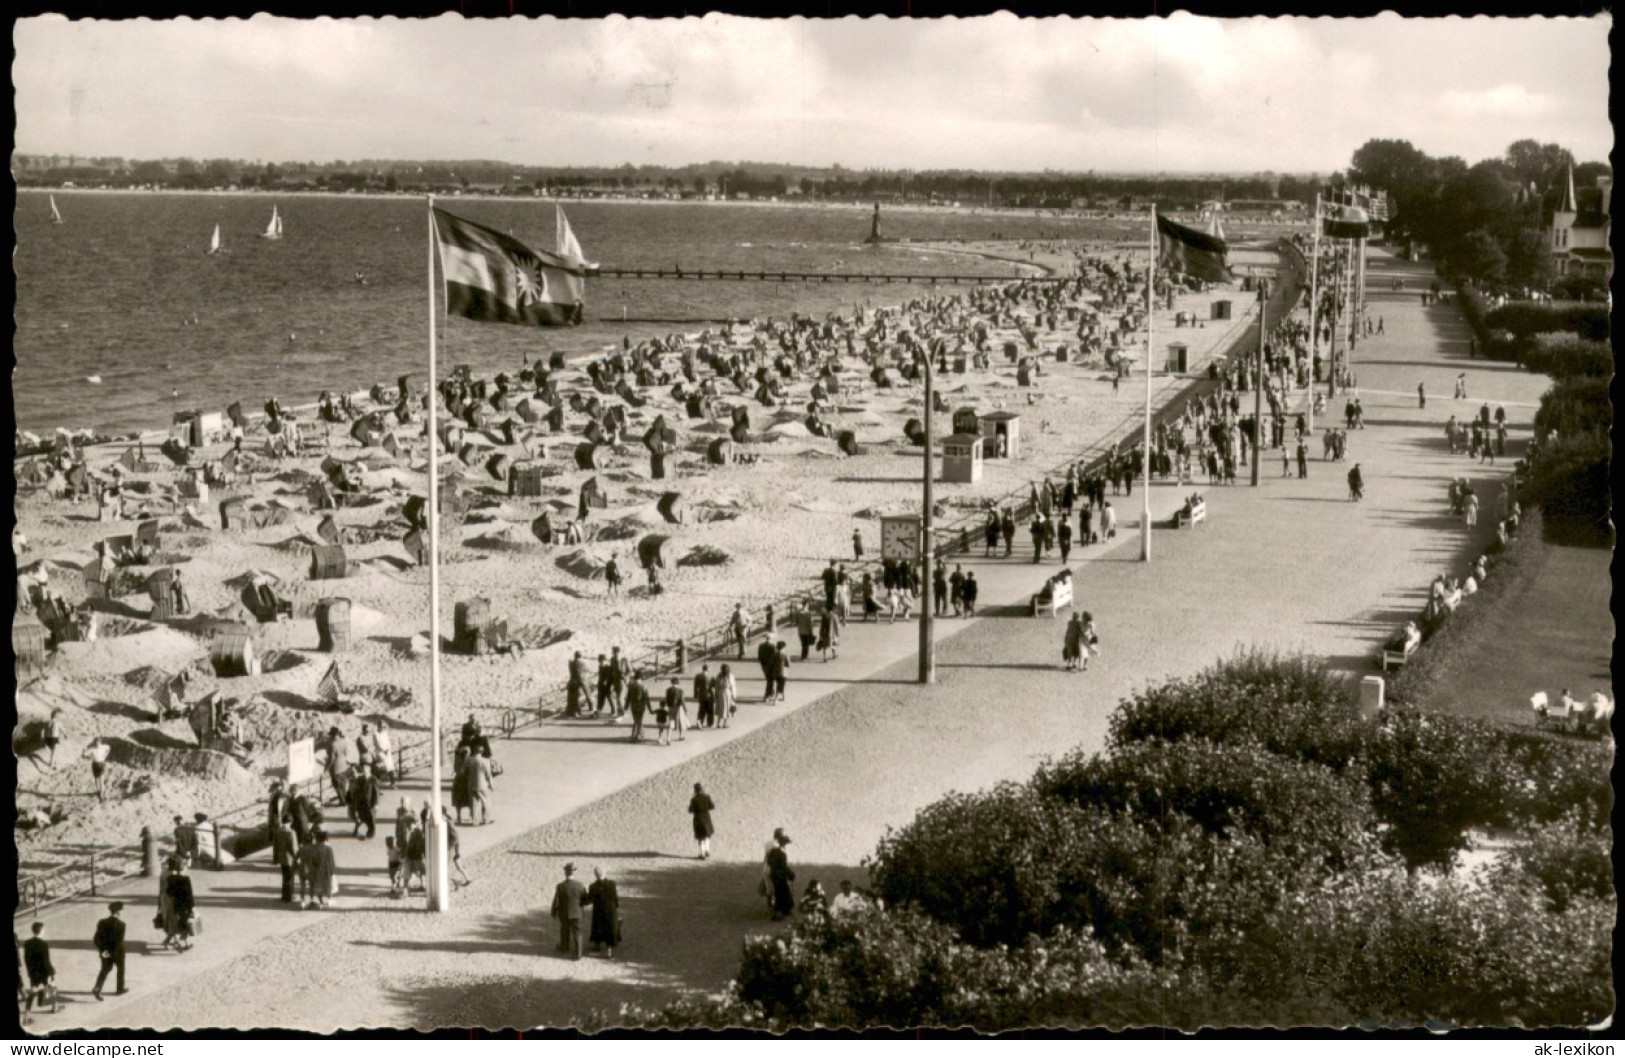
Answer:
[{"left": 25, "top": 247, "right": 1558, "bottom": 1033}]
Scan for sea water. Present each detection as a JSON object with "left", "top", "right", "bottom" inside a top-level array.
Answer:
[{"left": 13, "top": 191, "right": 1134, "bottom": 434}]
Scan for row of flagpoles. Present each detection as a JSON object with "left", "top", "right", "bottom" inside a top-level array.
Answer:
[{"left": 410, "top": 189, "right": 1384, "bottom": 907}]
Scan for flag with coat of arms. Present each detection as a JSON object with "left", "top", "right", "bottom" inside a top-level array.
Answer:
[{"left": 433, "top": 208, "right": 590, "bottom": 327}]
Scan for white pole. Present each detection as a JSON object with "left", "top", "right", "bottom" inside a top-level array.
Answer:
[
  {"left": 1306, "top": 194, "right": 1321, "bottom": 434},
  {"left": 424, "top": 197, "right": 450, "bottom": 912},
  {"left": 1142, "top": 204, "right": 1154, "bottom": 563}
]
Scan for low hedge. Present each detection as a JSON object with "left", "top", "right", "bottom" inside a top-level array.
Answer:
[
  {"left": 1517, "top": 334, "right": 1613, "bottom": 380},
  {"left": 1484, "top": 303, "right": 1611, "bottom": 342}
]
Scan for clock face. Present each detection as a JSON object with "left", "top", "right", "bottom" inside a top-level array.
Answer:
[{"left": 881, "top": 517, "right": 919, "bottom": 560}]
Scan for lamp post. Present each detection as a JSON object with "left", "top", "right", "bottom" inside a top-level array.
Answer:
[
  {"left": 918, "top": 347, "right": 936, "bottom": 685},
  {"left": 1251, "top": 278, "right": 1267, "bottom": 486}
]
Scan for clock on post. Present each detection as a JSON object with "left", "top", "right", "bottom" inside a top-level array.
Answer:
[{"left": 880, "top": 515, "right": 922, "bottom": 562}]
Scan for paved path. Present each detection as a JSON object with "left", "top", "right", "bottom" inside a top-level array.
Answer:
[{"left": 25, "top": 247, "right": 1559, "bottom": 1032}]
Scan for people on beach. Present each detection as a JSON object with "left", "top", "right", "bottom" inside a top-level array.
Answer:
[{"left": 689, "top": 782, "right": 716, "bottom": 859}]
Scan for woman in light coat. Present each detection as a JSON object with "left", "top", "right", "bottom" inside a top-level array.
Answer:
[{"left": 715, "top": 664, "right": 738, "bottom": 729}]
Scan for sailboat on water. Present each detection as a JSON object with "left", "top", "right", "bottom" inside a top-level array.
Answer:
[
  {"left": 555, "top": 204, "right": 598, "bottom": 270},
  {"left": 49, "top": 195, "right": 63, "bottom": 225},
  {"left": 208, "top": 223, "right": 224, "bottom": 255},
  {"left": 262, "top": 204, "right": 283, "bottom": 240}
]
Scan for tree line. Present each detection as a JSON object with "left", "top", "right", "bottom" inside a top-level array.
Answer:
[
  {"left": 15, "top": 153, "right": 1320, "bottom": 210},
  {"left": 1347, "top": 137, "right": 1610, "bottom": 293}
]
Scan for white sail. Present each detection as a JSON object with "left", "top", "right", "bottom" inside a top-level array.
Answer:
[
  {"left": 555, "top": 204, "right": 596, "bottom": 268},
  {"left": 209, "top": 223, "right": 222, "bottom": 255},
  {"left": 49, "top": 195, "right": 63, "bottom": 225},
  {"left": 263, "top": 205, "right": 283, "bottom": 239}
]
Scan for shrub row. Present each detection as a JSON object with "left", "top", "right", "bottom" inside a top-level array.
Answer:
[
  {"left": 1484, "top": 302, "right": 1611, "bottom": 342},
  {"left": 635, "top": 653, "right": 1614, "bottom": 1030}
]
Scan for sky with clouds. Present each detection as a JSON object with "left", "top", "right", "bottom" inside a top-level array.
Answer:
[{"left": 12, "top": 13, "right": 1613, "bottom": 173}]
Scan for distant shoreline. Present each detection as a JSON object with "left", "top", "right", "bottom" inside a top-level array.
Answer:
[{"left": 23, "top": 185, "right": 1177, "bottom": 225}]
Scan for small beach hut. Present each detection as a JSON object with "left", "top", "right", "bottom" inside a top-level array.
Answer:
[
  {"left": 315, "top": 598, "right": 352, "bottom": 653},
  {"left": 981, "top": 411, "right": 1021, "bottom": 459},
  {"left": 941, "top": 433, "right": 984, "bottom": 484},
  {"left": 1165, "top": 343, "right": 1189, "bottom": 374},
  {"left": 1211, "top": 299, "right": 1232, "bottom": 321}
]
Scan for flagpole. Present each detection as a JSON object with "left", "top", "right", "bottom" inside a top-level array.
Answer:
[
  {"left": 424, "top": 196, "right": 450, "bottom": 913},
  {"left": 1142, "top": 204, "right": 1154, "bottom": 563},
  {"left": 1306, "top": 194, "right": 1321, "bottom": 435}
]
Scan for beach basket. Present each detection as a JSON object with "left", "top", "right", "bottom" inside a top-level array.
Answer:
[
  {"left": 315, "top": 597, "right": 352, "bottom": 653},
  {"left": 309, "top": 544, "right": 351, "bottom": 581},
  {"left": 402, "top": 530, "right": 428, "bottom": 566},
  {"left": 14, "top": 611, "right": 49, "bottom": 680},
  {"left": 458, "top": 443, "right": 481, "bottom": 467},
  {"left": 509, "top": 462, "right": 547, "bottom": 498},
  {"left": 838, "top": 431, "right": 863, "bottom": 457},
  {"left": 574, "top": 443, "right": 600, "bottom": 471},
  {"left": 515, "top": 398, "right": 541, "bottom": 424},
  {"left": 220, "top": 498, "right": 248, "bottom": 530},
  {"left": 135, "top": 519, "right": 162, "bottom": 552},
  {"left": 146, "top": 568, "right": 177, "bottom": 621},
  {"left": 578, "top": 477, "right": 609, "bottom": 517},
  {"left": 583, "top": 420, "right": 608, "bottom": 446},
  {"left": 487, "top": 454, "right": 513, "bottom": 482},
  {"left": 636, "top": 534, "right": 670, "bottom": 571},
  {"left": 453, "top": 598, "right": 493, "bottom": 654},
  {"left": 706, "top": 438, "right": 734, "bottom": 466},
  {"left": 531, "top": 512, "right": 555, "bottom": 545},
  {"left": 316, "top": 515, "right": 344, "bottom": 545},
  {"left": 657, "top": 492, "right": 686, "bottom": 525},
  {"left": 904, "top": 418, "right": 926, "bottom": 446},
  {"left": 209, "top": 624, "right": 260, "bottom": 678}
]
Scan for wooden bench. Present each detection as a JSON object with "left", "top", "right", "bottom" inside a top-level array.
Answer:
[
  {"left": 1177, "top": 501, "right": 1207, "bottom": 528},
  {"left": 1381, "top": 637, "right": 1420, "bottom": 672},
  {"left": 1031, "top": 575, "right": 1073, "bottom": 618}
]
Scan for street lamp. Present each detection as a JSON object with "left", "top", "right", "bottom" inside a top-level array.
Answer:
[{"left": 918, "top": 345, "right": 936, "bottom": 685}]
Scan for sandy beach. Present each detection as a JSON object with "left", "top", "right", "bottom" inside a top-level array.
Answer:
[{"left": 13, "top": 236, "right": 1271, "bottom": 881}]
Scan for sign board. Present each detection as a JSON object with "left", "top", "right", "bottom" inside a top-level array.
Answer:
[
  {"left": 287, "top": 737, "right": 317, "bottom": 785},
  {"left": 1233, "top": 263, "right": 1280, "bottom": 278}
]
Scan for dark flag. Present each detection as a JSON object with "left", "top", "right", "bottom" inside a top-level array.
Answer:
[
  {"left": 1157, "top": 213, "right": 1232, "bottom": 283},
  {"left": 433, "top": 208, "right": 588, "bottom": 327},
  {"left": 1323, "top": 204, "right": 1372, "bottom": 240}
]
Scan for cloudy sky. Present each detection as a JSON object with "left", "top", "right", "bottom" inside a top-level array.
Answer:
[{"left": 13, "top": 13, "right": 1612, "bottom": 173}]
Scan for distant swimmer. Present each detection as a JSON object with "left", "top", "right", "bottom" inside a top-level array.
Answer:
[
  {"left": 354, "top": 271, "right": 368, "bottom": 285},
  {"left": 288, "top": 333, "right": 297, "bottom": 342}
]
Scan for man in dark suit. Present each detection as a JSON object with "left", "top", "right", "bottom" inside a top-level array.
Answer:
[
  {"left": 587, "top": 866, "right": 621, "bottom": 959},
  {"left": 92, "top": 901, "right": 127, "bottom": 999},
  {"left": 21, "top": 921, "right": 54, "bottom": 1018},
  {"left": 271, "top": 820, "right": 300, "bottom": 903},
  {"left": 756, "top": 637, "right": 777, "bottom": 702},
  {"left": 550, "top": 863, "right": 587, "bottom": 960},
  {"left": 769, "top": 641, "right": 791, "bottom": 703}
]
